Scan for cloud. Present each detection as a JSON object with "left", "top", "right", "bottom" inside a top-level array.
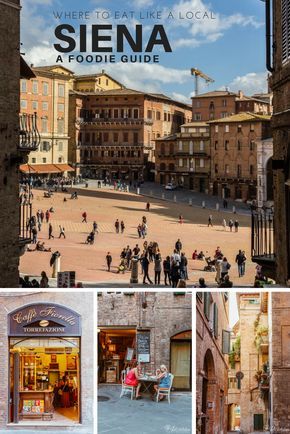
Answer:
[
  {"left": 133, "top": 0, "right": 154, "bottom": 6},
  {"left": 73, "top": 62, "right": 192, "bottom": 94},
  {"left": 226, "top": 72, "right": 268, "bottom": 95},
  {"left": 171, "top": 92, "right": 191, "bottom": 104},
  {"left": 164, "top": 0, "right": 263, "bottom": 49}
]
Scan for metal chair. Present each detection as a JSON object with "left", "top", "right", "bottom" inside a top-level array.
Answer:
[
  {"left": 156, "top": 373, "right": 174, "bottom": 404},
  {"left": 120, "top": 370, "right": 136, "bottom": 400}
]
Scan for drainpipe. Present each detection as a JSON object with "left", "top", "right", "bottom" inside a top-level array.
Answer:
[{"left": 260, "top": 0, "right": 274, "bottom": 72}]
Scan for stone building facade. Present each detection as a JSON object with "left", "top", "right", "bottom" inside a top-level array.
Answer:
[
  {"left": 271, "top": 292, "right": 290, "bottom": 433},
  {"left": 98, "top": 292, "right": 192, "bottom": 390},
  {"left": 209, "top": 112, "right": 271, "bottom": 201},
  {"left": 20, "top": 65, "right": 74, "bottom": 178},
  {"left": 155, "top": 122, "right": 211, "bottom": 192},
  {"left": 0, "top": 291, "right": 94, "bottom": 433},
  {"left": 192, "top": 90, "right": 271, "bottom": 122},
  {"left": 196, "top": 292, "right": 229, "bottom": 434},
  {"left": 269, "top": 0, "right": 290, "bottom": 284},
  {"left": 70, "top": 89, "right": 192, "bottom": 181},
  {"left": 227, "top": 321, "right": 241, "bottom": 432},
  {"left": 0, "top": 0, "right": 39, "bottom": 286},
  {"left": 256, "top": 137, "right": 273, "bottom": 207},
  {"left": 237, "top": 292, "right": 269, "bottom": 433},
  {"left": 0, "top": 0, "right": 21, "bottom": 287}
]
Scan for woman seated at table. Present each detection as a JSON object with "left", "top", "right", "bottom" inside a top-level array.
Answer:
[
  {"left": 125, "top": 363, "right": 142, "bottom": 399},
  {"left": 152, "top": 365, "right": 171, "bottom": 401}
]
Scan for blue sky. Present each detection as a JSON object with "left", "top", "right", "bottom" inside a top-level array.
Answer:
[{"left": 21, "top": 0, "right": 268, "bottom": 102}]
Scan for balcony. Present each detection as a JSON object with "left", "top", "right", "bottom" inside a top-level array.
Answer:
[
  {"left": 19, "top": 201, "right": 32, "bottom": 249},
  {"left": 79, "top": 142, "right": 144, "bottom": 148},
  {"left": 81, "top": 159, "right": 143, "bottom": 167},
  {"left": 251, "top": 208, "right": 276, "bottom": 279},
  {"left": 19, "top": 113, "right": 40, "bottom": 151},
  {"left": 76, "top": 117, "right": 152, "bottom": 126}
]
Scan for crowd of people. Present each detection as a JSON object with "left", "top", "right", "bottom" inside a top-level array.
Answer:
[
  {"left": 20, "top": 178, "right": 266, "bottom": 288},
  {"left": 208, "top": 214, "right": 240, "bottom": 232}
]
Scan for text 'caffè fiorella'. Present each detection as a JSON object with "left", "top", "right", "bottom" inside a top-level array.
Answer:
[{"left": 8, "top": 303, "right": 81, "bottom": 424}]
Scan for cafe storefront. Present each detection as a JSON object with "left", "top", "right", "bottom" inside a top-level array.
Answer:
[
  {"left": 98, "top": 327, "right": 153, "bottom": 384},
  {"left": 9, "top": 303, "right": 81, "bottom": 423},
  {"left": 97, "top": 292, "right": 192, "bottom": 391},
  {"left": 0, "top": 292, "right": 94, "bottom": 433}
]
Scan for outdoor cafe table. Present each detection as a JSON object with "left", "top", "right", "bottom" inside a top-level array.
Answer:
[{"left": 138, "top": 376, "right": 158, "bottom": 395}]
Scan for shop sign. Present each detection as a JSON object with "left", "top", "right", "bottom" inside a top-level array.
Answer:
[
  {"left": 137, "top": 331, "right": 150, "bottom": 363},
  {"left": 8, "top": 303, "right": 81, "bottom": 337}
]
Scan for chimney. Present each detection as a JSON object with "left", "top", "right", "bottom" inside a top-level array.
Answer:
[
  {"left": 102, "top": 69, "right": 105, "bottom": 74},
  {"left": 30, "top": 64, "right": 34, "bottom": 68},
  {"left": 238, "top": 90, "right": 243, "bottom": 99}
]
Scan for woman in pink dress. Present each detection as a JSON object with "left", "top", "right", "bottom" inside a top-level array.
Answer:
[{"left": 125, "top": 364, "right": 142, "bottom": 399}]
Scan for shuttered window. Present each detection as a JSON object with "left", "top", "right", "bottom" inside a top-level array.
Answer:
[
  {"left": 213, "top": 303, "right": 218, "bottom": 338},
  {"left": 203, "top": 292, "right": 210, "bottom": 319},
  {"left": 222, "top": 330, "right": 231, "bottom": 354},
  {"left": 282, "top": 0, "right": 290, "bottom": 63}
]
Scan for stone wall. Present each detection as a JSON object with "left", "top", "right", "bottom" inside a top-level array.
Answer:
[
  {"left": 239, "top": 293, "right": 269, "bottom": 433},
  {"left": 0, "top": 1, "right": 21, "bottom": 287},
  {"left": 196, "top": 292, "right": 229, "bottom": 434},
  {"left": 270, "top": 0, "right": 290, "bottom": 285},
  {"left": 271, "top": 292, "right": 290, "bottom": 432},
  {"left": 98, "top": 292, "right": 192, "bottom": 372}
]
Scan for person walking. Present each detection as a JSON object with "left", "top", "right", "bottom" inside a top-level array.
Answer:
[
  {"left": 154, "top": 253, "right": 162, "bottom": 285},
  {"left": 93, "top": 221, "right": 98, "bottom": 233},
  {"left": 163, "top": 256, "right": 171, "bottom": 286},
  {"left": 175, "top": 238, "right": 182, "bottom": 253},
  {"left": 221, "top": 257, "right": 231, "bottom": 281},
  {"left": 45, "top": 210, "right": 50, "bottom": 223},
  {"left": 82, "top": 211, "right": 87, "bottom": 223},
  {"left": 222, "top": 218, "right": 227, "bottom": 231},
  {"left": 32, "top": 226, "right": 38, "bottom": 244},
  {"left": 115, "top": 219, "right": 120, "bottom": 234},
  {"left": 234, "top": 220, "right": 239, "bottom": 232},
  {"left": 241, "top": 250, "right": 247, "bottom": 276},
  {"left": 180, "top": 252, "right": 188, "bottom": 280},
  {"left": 141, "top": 254, "right": 153, "bottom": 284},
  {"left": 120, "top": 220, "right": 125, "bottom": 234},
  {"left": 48, "top": 223, "right": 54, "bottom": 239},
  {"left": 236, "top": 250, "right": 247, "bottom": 277},
  {"left": 38, "top": 220, "right": 42, "bottom": 232},
  {"left": 106, "top": 252, "right": 112, "bottom": 272},
  {"left": 59, "top": 225, "right": 66, "bottom": 239},
  {"left": 179, "top": 215, "right": 184, "bottom": 224},
  {"left": 229, "top": 219, "right": 234, "bottom": 232},
  {"left": 146, "top": 202, "right": 150, "bottom": 211},
  {"left": 208, "top": 214, "right": 213, "bottom": 227}
]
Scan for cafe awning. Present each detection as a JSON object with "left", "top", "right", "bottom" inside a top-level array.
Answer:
[
  {"left": 54, "top": 164, "right": 75, "bottom": 172},
  {"left": 20, "top": 164, "right": 74, "bottom": 174}
]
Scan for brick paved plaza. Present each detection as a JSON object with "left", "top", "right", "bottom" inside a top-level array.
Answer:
[{"left": 20, "top": 187, "right": 255, "bottom": 286}]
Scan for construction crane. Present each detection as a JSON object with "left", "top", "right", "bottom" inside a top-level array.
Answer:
[{"left": 191, "top": 68, "right": 214, "bottom": 96}]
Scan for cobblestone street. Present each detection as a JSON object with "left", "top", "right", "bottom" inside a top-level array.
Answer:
[{"left": 98, "top": 385, "right": 192, "bottom": 434}]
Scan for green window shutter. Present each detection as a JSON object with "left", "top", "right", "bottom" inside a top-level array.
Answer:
[
  {"left": 213, "top": 303, "right": 218, "bottom": 338},
  {"left": 254, "top": 414, "right": 263, "bottom": 430},
  {"left": 222, "top": 330, "right": 231, "bottom": 354},
  {"left": 203, "top": 292, "right": 210, "bottom": 319}
]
